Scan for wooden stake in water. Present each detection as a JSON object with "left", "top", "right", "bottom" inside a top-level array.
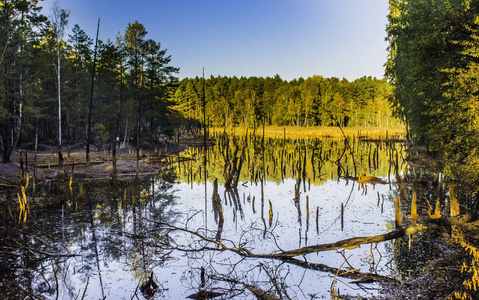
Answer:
[
  {"left": 79, "top": 182, "right": 84, "bottom": 201},
  {"left": 410, "top": 185, "right": 419, "bottom": 223},
  {"left": 33, "top": 129, "right": 38, "bottom": 195},
  {"left": 433, "top": 198, "right": 442, "bottom": 219},
  {"left": 341, "top": 202, "right": 344, "bottom": 231},
  {"left": 381, "top": 195, "right": 384, "bottom": 214},
  {"left": 69, "top": 171, "right": 73, "bottom": 197},
  {"left": 394, "top": 197, "right": 402, "bottom": 228},
  {"left": 449, "top": 185, "right": 460, "bottom": 239},
  {"left": 19, "top": 150, "right": 24, "bottom": 187},
  {"left": 450, "top": 185, "right": 460, "bottom": 217},
  {"left": 268, "top": 200, "right": 273, "bottom": 228},
  {"left": 306, "top": 195, "right": 310, "bottom": 225},
  {"left": 24, "top": 152, "right": 28, "bottom": 184}
]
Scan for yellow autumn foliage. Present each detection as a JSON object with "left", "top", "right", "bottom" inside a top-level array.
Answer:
[{"left": 449, "top": 226, "right": 479, "bottom": 299}]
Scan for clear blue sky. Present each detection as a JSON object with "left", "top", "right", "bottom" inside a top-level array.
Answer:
[{"left": 40, "top": 0, "right": 389, "bottom": 81}]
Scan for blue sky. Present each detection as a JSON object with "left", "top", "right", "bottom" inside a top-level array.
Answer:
[{"left": 40, "top": 0, "right": 389, "bottom": 81}]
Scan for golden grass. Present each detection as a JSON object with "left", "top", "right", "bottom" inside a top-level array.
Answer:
[{"left": 210, "top": 125, "right": 406, "bottom": 139}]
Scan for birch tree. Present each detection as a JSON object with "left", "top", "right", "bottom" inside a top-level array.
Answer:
[{"left": 50, "top": 1, "right": 69, "bottom": 166}]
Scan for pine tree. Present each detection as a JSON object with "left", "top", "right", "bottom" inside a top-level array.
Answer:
[{"left": 0, "top": 0, "right": 47, "bottom": 162}]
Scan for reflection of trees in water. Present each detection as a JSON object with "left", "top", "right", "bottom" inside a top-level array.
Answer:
[
  {"left": 211, "top": 178, "right": 224, "bottom": 241},
  {"left": 170, "top": 134, "right": 409, "bottom": 298},
  {"left": 0, "top": 172, "right": 178, "bottom": 299},
  {"left": 177, "top": 133, "right": 406, "bottom": 187},
  {"left": 157, "top": 215, "right": 399, "bottom": 299},
  {"left": 0, "top": 134, "right": 414, "bottom": 299}
]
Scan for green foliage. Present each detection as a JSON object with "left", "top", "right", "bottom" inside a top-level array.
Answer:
[
  {"left": 435, "top": 16, "right": 479, "bottom": 194},
  {"left": 173, "top": 75, "right": 397, "bottom": 130},
  {"left": 386, "top": 0, "right": 479, "bottom": 194},
  {"left": 0, "top": 1, "right": 179, "bottom": 162},
  {"left": 92, "top": 123, "right": 109, "bottom": 150},
  {"left": 0, "top": 0, "right": 48, "bottom": 162},
  {"left": 386, "top": 0, "right": 470, "bottom": 143}
]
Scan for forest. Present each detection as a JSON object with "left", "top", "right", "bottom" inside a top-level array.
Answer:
[
  {"left": 173, "top": 75, "right": 397, "bottom": 130},
  {"left": 386, "top": 0, "right": 479, "bottom": 196},
  {"left": 386, "top": 3, "right": 479, "bottom": 297},
  {"left": 3, "top": 1, "right": 479, "bottom": 188},
  {"left": 0, "top": 0, "right": 401, "bottom": 166},
  {"left": 0, "top": 1, "right": 179, "bottom": 164}
]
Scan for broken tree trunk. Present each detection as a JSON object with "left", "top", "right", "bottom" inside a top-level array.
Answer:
[
  {"left": 154, "top": 212, "right": 479, "bottom": 285},
  {"left": 257, "top": 212, "right": 479, "bottom": 258}
]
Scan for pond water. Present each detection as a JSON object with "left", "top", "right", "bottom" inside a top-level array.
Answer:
[{"left": 1, "top": 134, "right": 413, "bottom": 299}]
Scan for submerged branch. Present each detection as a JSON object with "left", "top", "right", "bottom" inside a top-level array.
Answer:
[
  {"left": 0, "top": 246, "right": 78, "bottom": 258},
  {"left": 152, "top": 212, "right": 479, "bottom": 284},
  {"left": 280, "top": 257, "right": 398, "bottom": 283},
  {"left": 211, "top": 274, "right": 282, "bottom": 300},
  {"left": 153, "top": 222, "right": 394, "bottom": 283},
  {"left": 261, "top": 212, "right": 479, "bottom": 258}
]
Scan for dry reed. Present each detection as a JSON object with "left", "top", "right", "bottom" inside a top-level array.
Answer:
[{"left": 211, "top": 125, "right": 406, "bottom": 139}]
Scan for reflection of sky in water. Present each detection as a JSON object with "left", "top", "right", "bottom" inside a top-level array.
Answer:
[
  {"left": 3, "top": 138, "right": 407, "bottom": 299},
  {"left": 58, "top": 175, "right": 397, "bottom": 299}
]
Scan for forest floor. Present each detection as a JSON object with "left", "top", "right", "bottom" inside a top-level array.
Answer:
[{"left": 0, "top": 140, "right": 192, "bottom": 190}]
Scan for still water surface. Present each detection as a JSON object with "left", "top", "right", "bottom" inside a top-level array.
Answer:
[{"left": 1, "top": 136, "right": 409, "bottom": 299}]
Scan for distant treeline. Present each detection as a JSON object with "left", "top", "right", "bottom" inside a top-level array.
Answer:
[{"left": 173, "top": 75, "right": 399, "bottom": 129}]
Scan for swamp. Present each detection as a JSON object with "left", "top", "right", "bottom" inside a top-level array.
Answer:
[
  {"left": 5, "top": 0, "right": 479, "bottom": 299},
  {"left": 2, "top": 131, "right": 468, "bottom": 299}
]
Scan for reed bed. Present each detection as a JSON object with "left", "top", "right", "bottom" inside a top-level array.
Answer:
[{"left": 210, "top": 125, "right": 407, "bottom": 140}]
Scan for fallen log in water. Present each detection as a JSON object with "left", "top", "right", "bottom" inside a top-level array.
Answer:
[
  {"left": 154, "top": 223, "right": 397, "bottom": 284},
  {"left": 258, "top": 212, "right": 479, "bottom": 258},
  {"left": 153, "top": 212, "right": 479, "bottom": 285}
]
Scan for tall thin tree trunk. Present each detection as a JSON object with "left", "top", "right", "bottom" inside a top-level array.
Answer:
[
  {"left": 52, "top": 2, "right": 70, "bottom": 170},
  {"left": 57, "top": 41, "right": 63, "bottom": 169},
  {"left": 86, "top": 18, "right": 100, "bottom": 167},
  {"left": 203, "top": 68, "right": 207, "bottom": 148},
  {"left": 123, "top": 118, "right": 128, "bottom": 147},
  {"left": 13, "top": 10, "right": 25, "bottom": 157},
  {"left": 112, "top": 62, "right": 124, "bottom": 176},
  {"left": 136, "top": 95, "right": 141, "bottom": 177},
  {"left": 2, "top": 62, "right": 11, "bottom": 163},
  {"left": 135, "top": 53, "right": 141, "bottom": 178}
]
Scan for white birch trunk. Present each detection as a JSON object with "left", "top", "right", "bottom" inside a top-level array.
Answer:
[{"left": 58, "top": 44, "right": 61, "bottom": 150}]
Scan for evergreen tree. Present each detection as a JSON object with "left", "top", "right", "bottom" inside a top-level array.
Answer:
[
  {"left": 0, "top": 0, "right": 47, "bottom": 162},
  {"left": 66, "top": 24, "right": 92, "bottom": 143}
]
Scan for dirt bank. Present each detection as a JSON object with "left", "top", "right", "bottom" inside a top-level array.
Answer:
[{"left": 0, "top": 141, "right": 192, "bottom": 190}]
